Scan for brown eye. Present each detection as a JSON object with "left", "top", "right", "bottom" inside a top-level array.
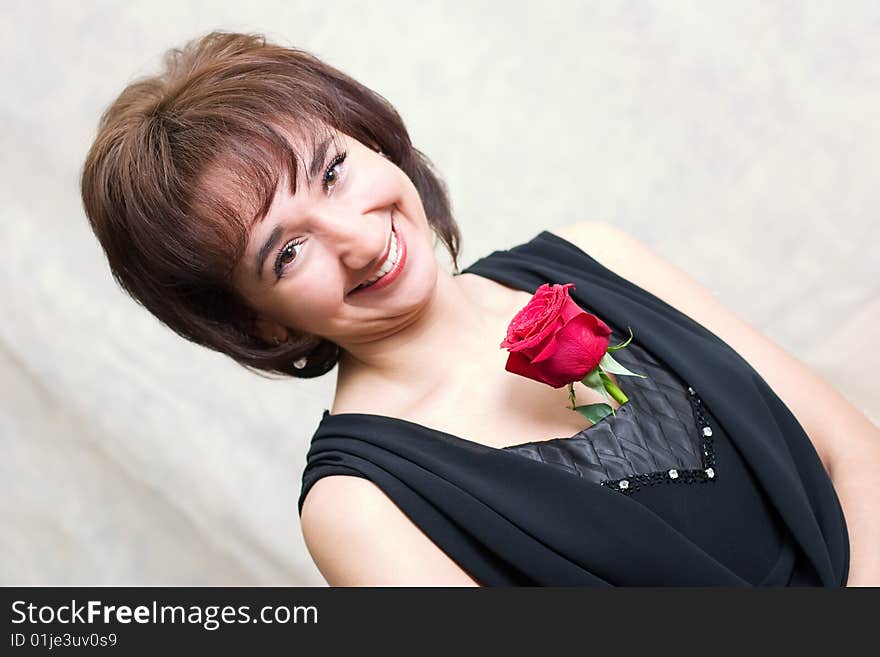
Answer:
[
  {"left": 274, "top": 238, "right": 304, "bottom": 278},
  {"left": 323, "top": 152, "right": 347, "bottom": 192}
]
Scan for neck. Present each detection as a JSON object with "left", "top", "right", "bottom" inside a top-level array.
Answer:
[{"left": 334, "top": 270, "right": 518, "bottom": 407}]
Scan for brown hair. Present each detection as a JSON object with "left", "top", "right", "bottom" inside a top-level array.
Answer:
[{"left": 81, "top": 30, "right": 461, "bottom": 379}]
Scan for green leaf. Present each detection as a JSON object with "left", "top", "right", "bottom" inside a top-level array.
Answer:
[
  {"left": 573, "top": 403, "right": 614, "bottom": 424},
  {"left": 607, "top": 326, "right": 634, "bottom": 352},
  {"left": 582, "top": 374, "right": 616, "bottom": 409},
  {"left": 599, "top": 352, "right": 647, "bottom": 378}
]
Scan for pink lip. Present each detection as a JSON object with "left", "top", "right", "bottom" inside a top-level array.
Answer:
[{"left": 348, "top": 218, "right": 406, "bottom": 296}]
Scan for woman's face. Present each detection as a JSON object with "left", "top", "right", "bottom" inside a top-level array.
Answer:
[{"left": 232, "top": 129, "right": 440, "bottom": 346}]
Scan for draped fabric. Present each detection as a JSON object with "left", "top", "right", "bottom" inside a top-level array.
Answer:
[{"left": 298, "top": 231, "right": 849, "bottom": 586}]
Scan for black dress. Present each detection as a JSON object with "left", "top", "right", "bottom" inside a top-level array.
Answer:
[{"left": 298, "top": 230, "right": 850, "bottom": 586}]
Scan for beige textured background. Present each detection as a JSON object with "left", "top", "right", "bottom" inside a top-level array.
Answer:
[{"left": 1, "top": 1, "right": 877, "bottom": 585}]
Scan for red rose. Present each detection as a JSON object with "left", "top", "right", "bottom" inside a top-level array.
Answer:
[{"left": 500, "top": 283, "right": 613, "bottom": 388}]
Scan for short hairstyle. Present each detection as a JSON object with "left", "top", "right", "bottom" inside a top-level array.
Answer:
[{"left": 81, "top": 30, "right": 461, "bottom": 379}]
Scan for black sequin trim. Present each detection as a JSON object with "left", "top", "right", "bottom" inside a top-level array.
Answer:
[{"left": 600, "top": 385, "right": 718, "bottom": 495}]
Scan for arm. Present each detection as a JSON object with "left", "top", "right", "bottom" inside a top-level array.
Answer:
[
  {"left": 551, "top": 221, "right": 880, "bottom": 586},
  {"left": 300, "top": 475, "right": 481, "bottom": 586}
]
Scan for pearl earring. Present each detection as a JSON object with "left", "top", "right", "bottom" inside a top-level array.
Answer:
[{"left": 293, "top": 356, "right": 308, "bottom": 369}]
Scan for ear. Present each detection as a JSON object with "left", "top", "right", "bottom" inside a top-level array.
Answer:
[{"left": 253, "top": 315, "right": 290, "bottom": 345}]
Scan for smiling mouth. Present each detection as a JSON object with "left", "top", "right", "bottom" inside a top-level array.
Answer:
[
  {"left": 348, "top": 217, "right": 398, "bottom": 294},
  {"left": 354, "top": 223, "right": 399, "bottom": 291}
]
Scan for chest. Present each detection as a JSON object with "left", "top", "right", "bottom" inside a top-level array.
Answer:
[
  {"left": 400, "top": 373, "right": 622, "bottom": 449},
  {"left": 338, "top": 347, "right": 623, "bottom": 450},
  {"left": 335, "top": 275, "right": 626, "bottom": 449}
]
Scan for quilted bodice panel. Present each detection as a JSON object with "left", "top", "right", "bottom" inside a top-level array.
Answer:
[{"left": 503, "top": 333, "right": 717, "bottom": 492}]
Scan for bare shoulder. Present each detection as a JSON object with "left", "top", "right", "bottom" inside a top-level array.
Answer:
[
  {"left": 549, "top": 220, "right": 763, "bottom": 326},
  {"left": 548, "top": 220, "right": 662, "bottom": 283},
  {"left": 300, "top": 475, "right": 481, "bottom": 587},
  {"left": 548, "top": 220, "right": 748, "bottom": 348},
  {"left": 548, "top": 220, "right": 715, "bottom": 315},
  {"left": 547, "top": 220, "right": 880, "bottom": 476}
]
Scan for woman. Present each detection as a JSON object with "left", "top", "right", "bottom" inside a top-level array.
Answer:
[{"left": 81, "top": 31, "right": 879, "bottom": 586}]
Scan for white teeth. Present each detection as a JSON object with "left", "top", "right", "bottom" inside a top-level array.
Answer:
[{"left": 358, "top": 228, "right": 400, "bottom": 288}]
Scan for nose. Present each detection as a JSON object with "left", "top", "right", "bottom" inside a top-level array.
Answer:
[{"left": 311, "top": 206, "right": 390, "bottom": 273}]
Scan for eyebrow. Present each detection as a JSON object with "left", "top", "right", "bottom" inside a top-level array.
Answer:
[{"left": 253, "top": 136, "right": 335, "bottom": 280}]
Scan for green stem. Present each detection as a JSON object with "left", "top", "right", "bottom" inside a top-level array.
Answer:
[{"left": 601, "top": 375, "right": 629, "bottom": 405}]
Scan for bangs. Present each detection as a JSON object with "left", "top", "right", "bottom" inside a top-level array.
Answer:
[{"left": 187, "top": 116, "right": 344, "bottom": 279}]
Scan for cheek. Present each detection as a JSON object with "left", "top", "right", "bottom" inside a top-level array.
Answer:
[
  {"left": 275, "top": 282, "right": 343, "bottom": 329},
  {"left": 358, "top": 169, "right": 405, "bottom": 208}
]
